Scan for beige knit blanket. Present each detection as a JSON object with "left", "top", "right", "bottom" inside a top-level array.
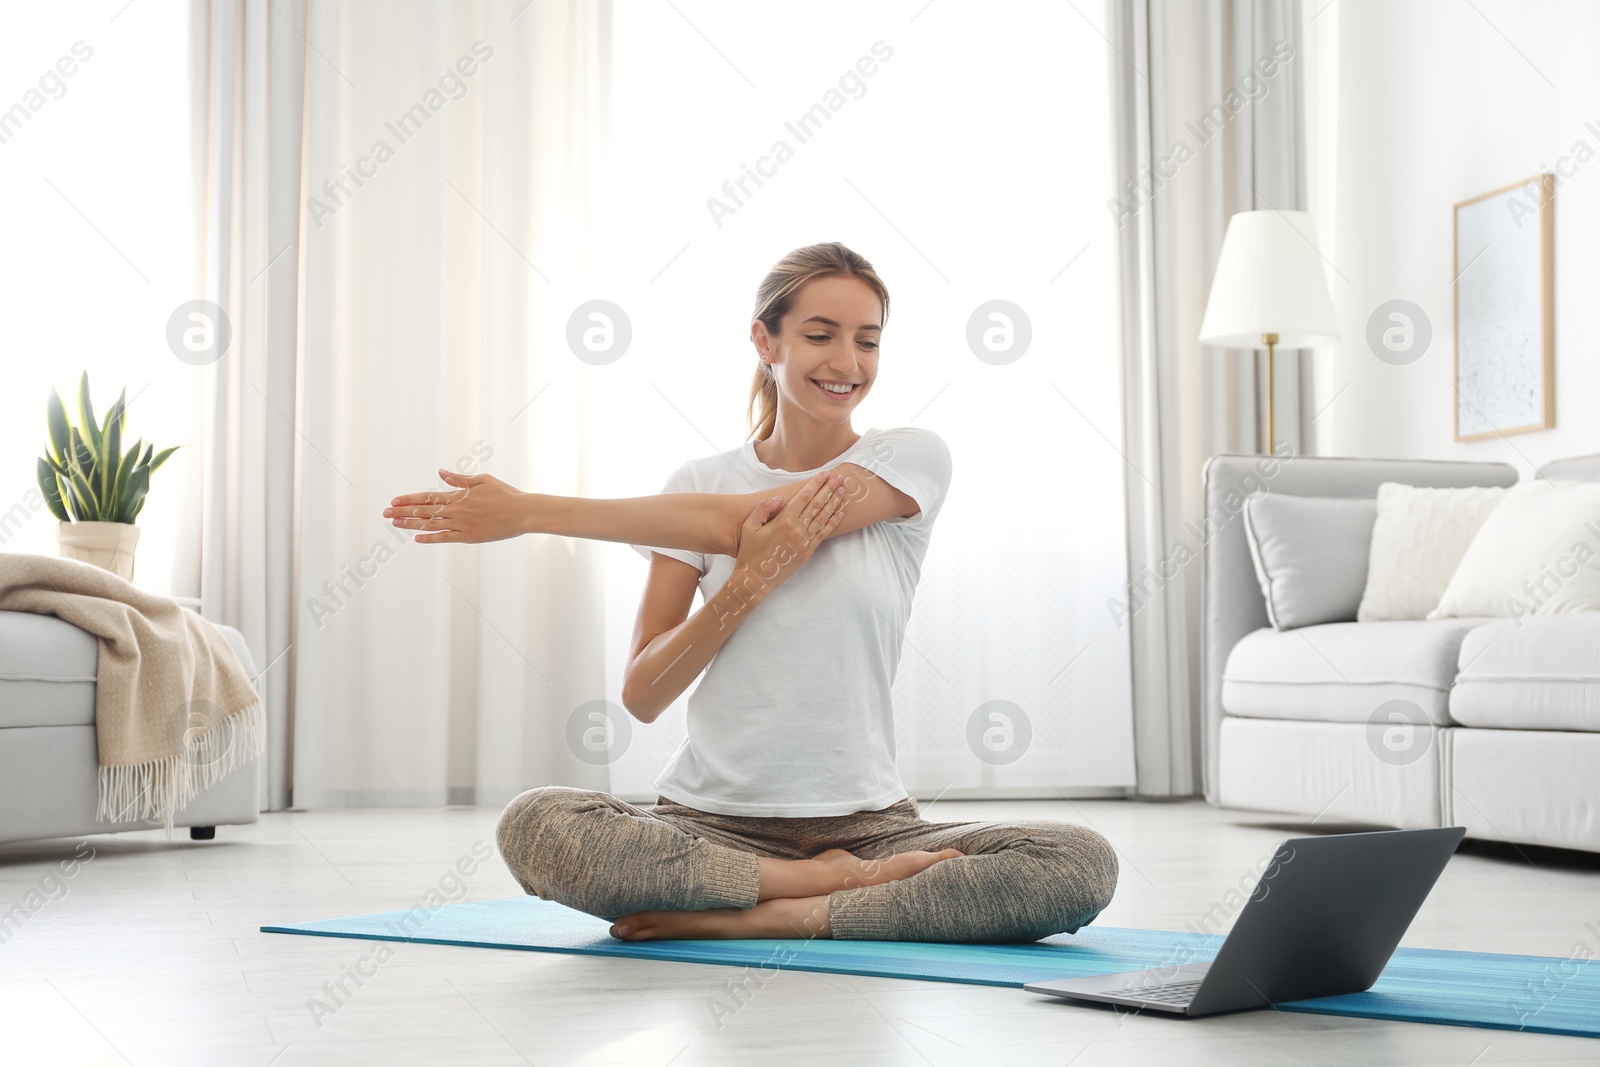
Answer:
[{"left": 0, "top": 553, "right": 264, "bottom": 832}]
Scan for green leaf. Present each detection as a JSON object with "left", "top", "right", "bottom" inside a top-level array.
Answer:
[
  {"left": 46, "top": 389, "right": 70, "bottom": 465},
  {"left": 148, "top": 446, "right": 179, "bottom": 473},
  {"left": 67, "top": 426, "right": 97, "bottom": 510},
  {"left": 141, "top": 442, "right": 153, "bottom": 468},
  {"left": 109, "top": 439, "right": 141, "bottom": 519},
  {"left": 36, "top": 457, "right": 70, "bottom": 522},
  {"left": 65, "top": 467, "right": 97, "bottom": 522},
  {"left": 119, "top": 466, "right": 150, "bottom": 523},
  {"left": 78, "top": 372, "right": 102, "bottom": 457},
  {"left": 67, "top": 426, "right": 89, "bottom": 483},
  {"left": 101, "top": 395, "right": 123, "bottom": 507},
  {"left": 65, "top": 423, "right": 102, "bottom": 520},
  {"left": 101, "top": 388, "right": 125, "bottom": 439},
  {"left": 63, "top": 480, "right": 87, "bottom": 522}
]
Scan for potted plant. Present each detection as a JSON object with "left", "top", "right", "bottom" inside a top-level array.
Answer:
[{"left": 35, "top": 372, "right": 178, "bottom": 582}]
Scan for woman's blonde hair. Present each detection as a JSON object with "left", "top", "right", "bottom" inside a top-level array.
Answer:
[{"left": 747, "top": 242, "right": 890, "bottom": 442}]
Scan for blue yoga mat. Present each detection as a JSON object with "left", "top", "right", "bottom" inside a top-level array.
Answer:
[{"left": 261, "top": 896, "right": 1599, "bottom": 1038}]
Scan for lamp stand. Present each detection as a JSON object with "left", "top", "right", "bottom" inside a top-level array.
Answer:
[{"left": 1262, "top": 331, "right": 1279, "bottom": 455}]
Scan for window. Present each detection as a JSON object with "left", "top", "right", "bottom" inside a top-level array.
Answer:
[
  {"left": 0, "top": 1, "right": 199, "bottom": 597},
  {"left": 597, "top": 1, "right": 1135, "bottom": 794}
]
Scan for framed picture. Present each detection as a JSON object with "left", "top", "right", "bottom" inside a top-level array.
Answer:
[{"left": 1452, "top": 173, "right": 1555, "bottom": 441}]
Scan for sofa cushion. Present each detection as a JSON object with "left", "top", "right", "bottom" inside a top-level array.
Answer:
[
  {"left": 1357, "top": 483, "right": 1507, "bottom": 621},
  {"left": 1430, "top": 479, "right": 1600, "bottom": 621},
  {"left": 1451, "top": 614, "right": 1600, "bottom": 731},
  {"left": 1222, "top": 618, "right": 1492, "bottom": 725},
  {"left": 0, "top": 611, "right": 97, "bottom": 729}
]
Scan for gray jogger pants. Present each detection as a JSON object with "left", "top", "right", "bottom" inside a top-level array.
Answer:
[{"left": 494, "top": 786, "right": 1119, "bottom": 943}]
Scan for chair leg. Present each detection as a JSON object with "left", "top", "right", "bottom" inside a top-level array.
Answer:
[{"left": 190, "top": 826, "right": 216, "bottom": 841}]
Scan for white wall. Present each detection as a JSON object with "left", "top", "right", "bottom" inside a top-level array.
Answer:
[
  {"left": 1304, "top": 0, "right": 1600, "bottom": 473},
  {"left": 0, "top": 2, "right": 197, "bottom": 590}
]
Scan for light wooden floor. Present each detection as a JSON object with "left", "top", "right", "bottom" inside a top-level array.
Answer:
[{"left": 1, "top": 798, "right": 1597, "bottom": 1066}]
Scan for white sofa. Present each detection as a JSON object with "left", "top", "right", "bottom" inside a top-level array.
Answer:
[
  {"left": 0, "top": 611, "right": 262, "bottom": 845},
  {"left": 1201, "top": 452, "right": 1600, "bottom": 855}
]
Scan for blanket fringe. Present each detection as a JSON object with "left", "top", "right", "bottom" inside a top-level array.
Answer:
[{"left": 97, "top": 701, "right": 267, "bottom": 837}]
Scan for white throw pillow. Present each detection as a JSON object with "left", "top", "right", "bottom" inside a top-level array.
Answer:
[
  {"left": 1356, "top": 482, "right": 1508, "bottom": 621},
  {"left": 1429, "top": 479, "right": 1600, "bottom": 620}
]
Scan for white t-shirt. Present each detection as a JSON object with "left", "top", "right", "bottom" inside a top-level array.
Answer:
[{"left": 628, "top": 426, "right": 953, "bottom": 816}]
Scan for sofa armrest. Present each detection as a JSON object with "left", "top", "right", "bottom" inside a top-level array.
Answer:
[
  {"left": 1536, "top": 452, "right": 1600, "bottom": 482},
  {"left": 1199, "top": 453, "right": 1518, "bottom": 803}
]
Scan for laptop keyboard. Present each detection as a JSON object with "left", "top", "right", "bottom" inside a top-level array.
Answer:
[{"left": 1131, "top": 980, "right": 1202, "bottom": 1004}]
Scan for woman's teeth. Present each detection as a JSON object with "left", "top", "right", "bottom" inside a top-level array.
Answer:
[{"left": 812, "top": 379, "right": 857, "bottom": 397}]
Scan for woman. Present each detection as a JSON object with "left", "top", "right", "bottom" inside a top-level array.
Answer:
[{"left": 383, "top": 242, "right": 1118, "bottom": 943}]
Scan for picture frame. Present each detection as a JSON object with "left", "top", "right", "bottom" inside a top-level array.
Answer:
[{"left": 1452, "top": 173, "right": 1555, "bottom": 441}]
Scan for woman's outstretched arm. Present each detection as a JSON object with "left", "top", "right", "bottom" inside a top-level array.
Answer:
[
  {"left": 383, "top": 463, "right": 917, "bottom": 552},
  {"left": 384, "top": 470, "right": 770, "bottom": 554}
]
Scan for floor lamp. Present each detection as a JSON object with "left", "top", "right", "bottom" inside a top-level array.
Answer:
[{"left": 1199, "top": 210, "right": 1340, "bottom": 455}]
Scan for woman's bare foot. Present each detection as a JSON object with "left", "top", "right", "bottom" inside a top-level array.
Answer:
[
  {"left": 815, "top": 846, "right": 966, "bottom": 889},
  {"left": 756, "top": 846, "right": 965, "bottom": 901},
  {"left": 611, "top": 895, "right": 831, "bottom": 941},
  {"left": 612, "top": 848, "right": 966, "bottom": 941}
]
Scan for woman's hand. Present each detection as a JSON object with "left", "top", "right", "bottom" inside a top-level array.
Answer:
[
  {"left": 384, "top": 469, "right": 528, "bottom": 544},
  {"left": 732, "top": 469, "right": 847, "bottom": 588}
]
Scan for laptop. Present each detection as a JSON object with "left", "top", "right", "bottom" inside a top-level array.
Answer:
[{"left": 1024, "top": 825, "right": 1466, "bottom": 1017}]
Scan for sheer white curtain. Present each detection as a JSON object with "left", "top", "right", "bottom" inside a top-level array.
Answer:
[
  {"left": 190, "top": 0, "right": 619, "bottom": 809},
  {"left": 185, "top": 0, "right": 303, "bottom": 812},
  {"left": 594, "top": 1, "right": 1137, "bottom": 801},
  {"left": 1107, "top": 0, "right": 1309, "bottom": 796},
  {"left": 192, "top": 0, "right": 1141, "bottom": 810}
]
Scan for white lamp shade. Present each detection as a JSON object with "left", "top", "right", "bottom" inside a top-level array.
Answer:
[{"left": 1199, "top": 210, "right": 1340, "bottom": 348}]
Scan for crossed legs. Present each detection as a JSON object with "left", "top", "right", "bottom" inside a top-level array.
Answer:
[{"left": 495, "top": 786, "right": 1118, "bottom": 944}]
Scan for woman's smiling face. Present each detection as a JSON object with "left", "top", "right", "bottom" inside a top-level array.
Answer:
[{"left": 754, "top": 274, "right": 883, "bottom": 426}]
